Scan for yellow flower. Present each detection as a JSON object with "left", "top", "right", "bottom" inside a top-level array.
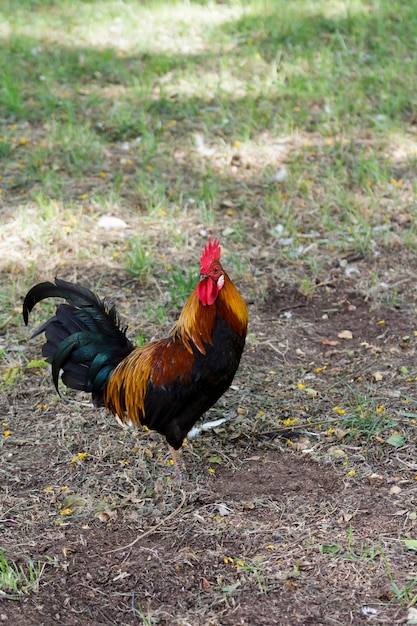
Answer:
[
  {"left": 3, "top": 430, "right": 11, "bottom": 437},
  {"left": 60, "top": 508, "right": 73, "bottom": 516},
  {"left": 223, "top": 556, "right": 234, "bottom": 564},
  {"left": 347, "top": 470, "right": 356, "bottom": 477},
  {"left": 333, "top": 406, "right": 346, "bottom": 415},
  {"left": 70, "top": 452, "right": 87, "bottom": 463},
  {"left": 283, "top": 418, "right": 299, "bottom": 426},
  {"left": 297, "top": 382, "right": 305, "bottom": 389}
]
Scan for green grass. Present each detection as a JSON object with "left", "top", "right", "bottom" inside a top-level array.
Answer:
[
  {"left": 0, "top": 0, "right": 415, "bottom": 343},
  {"left": 0, "top": 1, "right": 415, "bottom": 237},
  {"left": 164, "top": 266, "right": 200, "bottom": 310},
  {"left": 124, "top": 237, "right": 155, "bottom": 280},
  {"left": 0, "top": 550, "right": 45, "bottom": 599}
]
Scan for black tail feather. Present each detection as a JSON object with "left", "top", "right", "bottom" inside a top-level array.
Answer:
[{"left": 23, "top": 278, "right": 134, "bottom": 403}]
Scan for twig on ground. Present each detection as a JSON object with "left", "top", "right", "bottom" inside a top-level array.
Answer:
[{"left": 102, "top": 489, "right": 187, "bottom": 555}]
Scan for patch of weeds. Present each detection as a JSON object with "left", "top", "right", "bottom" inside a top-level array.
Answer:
[
  {"left": 124, "top": 238, "right": 154, "bottom": 280},
  {"left": 0, "top": 550, "right": 45, "bottom": 599},
  {"left": 237, "top": 559, "right": 268, "bottom": 596},
  {"left": 1, "top": 365, "right": 23, "bottom": 389},
  {"left": 145, "top": 302, "right": 168, "bottom": 326},
  {"left": 391, "top": 577, "right": 417, "bottom": 608},
  {"left": 164, "top": 266, "right": 199, "bottom": 310},
  {"left": 0, "top": 68, "right": 24, "bottom": 117},
  {"left": 102, "top": 104, "right": 148, "bottom": 142},
  {"left": 319, "top": 526, "right": 381, "bottom": 563},
  {"left": 337, "top": 390, "right": 397, "bottom": 441},
  {"left": 44, "top": 119, "right": 105, "bottom": 176},
  {"left": 0, "top": 134, "right": 11, "bottom": 158},
  {"left": 297, "top": 277, "right": 317, "bottom": 298},
  {"left": 382, "top": 546, "right": 417, "bottom": 608},
  {"left": 134, "top": 603, "right": 159, "bottom": 625},
  {"left": 134, "top": 331, "right": 148, "bottom": 347}
]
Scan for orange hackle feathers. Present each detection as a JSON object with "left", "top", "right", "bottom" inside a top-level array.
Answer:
[
  {"left": 173, "top": 289, "right": 217, "bottom": 354},
  {"left": 217, "top": 274, "right": 249, "bottom": 336}
]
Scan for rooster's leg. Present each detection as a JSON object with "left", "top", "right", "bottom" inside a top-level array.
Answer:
[{"left": 168, "top": 445, "right": 186, "bottom": 480}]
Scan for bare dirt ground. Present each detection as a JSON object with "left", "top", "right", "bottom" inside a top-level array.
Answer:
[{"left": 2, "top": 254, "right": 417, "bottom": 625}]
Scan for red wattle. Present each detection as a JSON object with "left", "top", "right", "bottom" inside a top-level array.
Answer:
[{"left": 197, "top": 278, "right": 218, "bottom": 306}]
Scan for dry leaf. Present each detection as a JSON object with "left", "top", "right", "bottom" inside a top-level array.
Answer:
[
  {"left": 285, "top": 580, "right": 298, "bottom": 591},
  {"left": 372, "top": 372, "right": 384, "bottom": 382},
  {"left": 201, "top": 577, "right": 211, "bottom": 591},
  {"left": 96, "top": 506, "right": 117, "bottom": 523},
  {"left": 335, "top": 428, "right": 349, "bottom": 439},
  {"left": 327, "top": 447, "right": 347, "bottom": 459},
  {"left": 322, "top": 338, "right": 340, "bottom": 346},
  {"left": 288, "top": 437, "right": 311, "bottom": 451},
  {"left": 389, "top": 485, "right": 402, "bottom": 495},
  {"left": 337, "top": 330, "right": 353, "bottom": 340},
  {"left": 61, "top": 494, "right": 87, "bottom": 513}
]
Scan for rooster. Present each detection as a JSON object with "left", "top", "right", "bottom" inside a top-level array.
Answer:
[{"left": 23, "top": 238, "right": 248, "bottom": 471}]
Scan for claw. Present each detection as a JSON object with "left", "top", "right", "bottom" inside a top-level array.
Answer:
[{"left": 168, "top": 445, "right": 187, "bottom": 481}]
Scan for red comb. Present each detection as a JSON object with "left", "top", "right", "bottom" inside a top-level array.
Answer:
[{"left": 200, "top": 237, "right": 221, "bottom": 273}]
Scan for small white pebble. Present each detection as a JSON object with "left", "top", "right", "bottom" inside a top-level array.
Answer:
[
  {"left": 97, "top": 215, "right": 128, "bottom": 230},
  {"left": 274, "top": 166, "right": 288, "bottom": 183}
]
